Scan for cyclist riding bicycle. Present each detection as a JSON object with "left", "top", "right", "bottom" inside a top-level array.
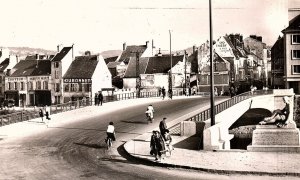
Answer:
[
  {"left": 145, "top": 105, "right": 154, "bottom": 123},
  {"left": 106, "top": 122, "right": 116, "bottom": 143}
]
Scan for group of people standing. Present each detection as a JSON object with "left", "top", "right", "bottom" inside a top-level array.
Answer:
[
  {"left": 150, "top": 117, "right": 174, "bottom": 161},
  {"left": 94, "top": 91, "right": 104, "bottom": 106},
  {"left": 158, "top": 87, "right": 173, "bottom": 100},
  {"left": 39, "top": 105, "right": 51, "bottom": 123}
]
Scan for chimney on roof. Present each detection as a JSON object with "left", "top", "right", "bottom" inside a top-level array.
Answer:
[
  {"left": 250, "top": 35, "right": 257, "bottom": 40},
  {"left": 193, "top": 45, "right": 196, "bottom": 54},
  {"left": 157, "top": 48, "right": 162, "bottom": 57},
  {"left": 123, "top": 42, "right": 126, "bottom": 51},
  {"left": 57, "top": 45, "right": 60, "bottom": 52},
  {"left": 85, "top": 51, "right": 91, "bottom": 56},
  {"left": 146, "top": 41, "right": 149, "bottom": 48},
  {"left": 257, "top": 36, "right": 262, "bottom": 42},
  {"left": 16, "top": 55, "right": 18, "bottom": 63}
]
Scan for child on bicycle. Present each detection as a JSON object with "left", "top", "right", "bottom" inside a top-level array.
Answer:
[{"left": 106, "top": 122, "right": 116, "bottom": 142}]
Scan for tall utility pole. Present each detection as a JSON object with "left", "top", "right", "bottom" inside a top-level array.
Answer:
[
  {"left": 209, "top": 0, "right": 215, "bottom": 126},
  {"left": 136, "top": 52, "right": 141, "bottom": 98},
  {"left": 184, "top": 51, "right": 188, "bottom": 94},
  {"left": 131, "top": 51, "right": 142, "bottom": 98},
  {"left": 169, "top": 30, "right": 173, "bottom": 93}
]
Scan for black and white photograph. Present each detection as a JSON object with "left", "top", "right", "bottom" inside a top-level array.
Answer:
[{"left": 0, "top": 0, "right": 300, "bottom": 179}]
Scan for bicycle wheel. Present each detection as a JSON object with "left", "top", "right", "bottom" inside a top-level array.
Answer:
[{"left": 107, "top": 138, "right": 112, "bottom": 149}]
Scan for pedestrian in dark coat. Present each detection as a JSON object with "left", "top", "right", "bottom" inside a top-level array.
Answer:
[
  {"left": 98, "top": 91, "right": 103, "bottom": 106},
  {"left": 39, "top": 108, "right": 44, "bottom": 122},
  {"left": 159, "top": 117, "right": 168, "bottom": 137},
  {"left": 150, "top": 131, "right": 166, "bottom": 161},
  {"left": 94, "top": 93, "right": 99, "bottom": 105},
  {"left": 161, "top": 87, "right": 166, "bottom": 100}
]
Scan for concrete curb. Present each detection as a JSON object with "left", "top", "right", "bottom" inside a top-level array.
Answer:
[{"left": 123, "top": 139, "right": 300, "bottom": 177}]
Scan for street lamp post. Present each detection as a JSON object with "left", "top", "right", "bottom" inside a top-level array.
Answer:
[
  {"left": 169, "top": 30, "right": 173, "bottom": 94},
  {"left": 209, "top": 0, "right": 215, "bottom": 126}
]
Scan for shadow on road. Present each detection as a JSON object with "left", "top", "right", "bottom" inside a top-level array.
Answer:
[
  {"left": 49, "top": 126, "right": 105, "bottom": 132},
  {"left": 74, "top": 142, "right": 106, "bottom": 149},
  {"left": 121, "top": 120, "right": 148, "bottom": 124}
]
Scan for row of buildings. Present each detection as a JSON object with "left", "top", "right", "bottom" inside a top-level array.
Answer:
[
  {"left": 0, "top": 32, "right": 271, "bottom": 107},
  {"left": 0, "top": 47, "right": 112, "bottom": 106}
]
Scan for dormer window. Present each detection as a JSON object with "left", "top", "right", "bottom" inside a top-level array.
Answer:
[{"left": 54, "top": 62, "right": 59, "bottom": 68}]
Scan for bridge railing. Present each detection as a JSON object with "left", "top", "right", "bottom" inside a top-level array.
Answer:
[
  {"left": 0, "top": 90, "right": 179, "bottom": 127},
  {"left": 169, "top": 89, "right": 273, "bottom": 135}
]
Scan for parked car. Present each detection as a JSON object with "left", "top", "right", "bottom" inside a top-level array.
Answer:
[{"left": 2, "top": 99, "right": 15, "bottom": 108}]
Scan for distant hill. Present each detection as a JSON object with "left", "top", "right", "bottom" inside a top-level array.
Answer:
[
  {"left": 100, "top": 50, "right": 122, "bottom": 59},
  {"left": 4, "top": 46, "right": 57, "bottom": 60}
]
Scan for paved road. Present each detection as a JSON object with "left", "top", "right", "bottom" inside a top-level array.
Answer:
[{"left": 0, "top": 96, "right": 293, "bottom": 180}]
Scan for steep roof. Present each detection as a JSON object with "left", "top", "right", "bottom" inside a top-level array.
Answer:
[
  {"left": 104, "top": 56, "right": 118, "bottom": 64},
  {"left": 107, "top": 61, "right": 121, "bottom": 69},
  {"left": 0, "top": 58, "right": 10, "bottom": 72},
  {"left": 282, "top": 14, "right": 300, "bottom": 33},
  {"left": 10, "top": 60, "right": 51, "bottom": 77},
  {"left": 123, "top": 57, "right": 149, "bottom": 78},
  {"left": 145, "top": 55, "right": 184, "bottom": 74},
  {"left": 51, "top": 47, "right": 72, "bottom": 62},
  {"left": 63, "top": 55, "right": 98, "bottom": 79},
  {"left": 123, "top": 54, "right": 184, "bottom": 78},
  {"left": 24, "top": 55, "right": 37, "bottom": 60},
  {"left": 118, "top": 45, "right": 147, "bottom": 64}
]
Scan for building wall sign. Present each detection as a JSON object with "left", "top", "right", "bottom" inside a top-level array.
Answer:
[
  {"left": 64, "top": 78, "right": 91, "bottom": 83},
  {"left": 7, "top": 77, "right": 25, "bottom": 82},
  {"left": 215, "top": 41, "right": 231, "bottom": 54},
  {"left": 29, "top": 76, "right": 49, "bottom": 81}
]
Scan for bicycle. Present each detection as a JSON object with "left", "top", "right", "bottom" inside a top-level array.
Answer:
[{"left": 105, "top": 136, "right": 113, "bottom": 150}]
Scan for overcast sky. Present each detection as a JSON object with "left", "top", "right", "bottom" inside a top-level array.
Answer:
[{"left": 0, "top": 0, "right": 298, "bottom": 53}]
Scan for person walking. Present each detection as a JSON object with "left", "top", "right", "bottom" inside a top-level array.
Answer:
[
  {"left": 98, "top": 91, "right": 103, "bottom": 106},
  {"left": 94, "top": 93, "right": 99, "bottom": 105},
  {"left": 159, "top": 117, "right": 168, "bottom": 137},
  {"left": 150, "top": 131, "right": 165, "bottom": 161},
  {"left": 39, "top": 108, "right": 44, "bottom": 122},
  {"left": 45, "top": 105, "right": 51, "bottom": 120},
  {"left": 161, "top": 87, "right": 166, "bottom": 100}
]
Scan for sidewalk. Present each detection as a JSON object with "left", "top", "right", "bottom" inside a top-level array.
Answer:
[{"left": 124, "top": 127, "right": 300, "bottom": 176}]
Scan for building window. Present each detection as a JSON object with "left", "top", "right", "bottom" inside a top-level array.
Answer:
[
  {"left": 79, "top": 83, "right": 83, "bottom": 92},
  {"left": 14, "top": 82, "right": 18, "bottom": 90},
  {"left": 20, "top": 82, "right": 24, "bottom": 90},
  {"left": 54, "top": 62, "right": 59, "bottom": 68},
  {"left": 64, "top": 84, "right": 69, "bottom": 92},
  {"left": 43, "top": 81, "right": 48, "bottom": 90},
  {"left": 36, "top": 81, "right": 41, "bottom": 90},
  {"left": 28, "top": 82, "right": 33, "bottom": 90},
  {"left": 55, "top": 83, "right": 60, "bottom": 92},
  {"left": 70, "top": 83, "right": 78, "bottom": 92},
  {"left": 293, "top": 65, "right": 300, "bottom": 74},
  {"left": 292, "top": 35, "right": 300, "bottom": 44},
  {"left": 55, "top": 70, "right": 59, "bottom": 79},
  {"left": 8, "top": 82, "right": 12, "bottom": 90},
  {"left": 292, "top": 50, "right": 300, "bottom": 59}
]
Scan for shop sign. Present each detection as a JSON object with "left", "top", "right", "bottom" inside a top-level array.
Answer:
[
  {"left": 7, "top": 77, "right": 25, "bottom": 82},
  {"left": 63, "top": 78, "right": 91, "bottom": 83},
  {"left": 29, "top": 76, "right": 49, "bottom": 81}
]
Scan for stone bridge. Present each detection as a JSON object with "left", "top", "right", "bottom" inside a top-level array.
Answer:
[{"left": 203, "top": 89, "right": 296, "bottom": 151}]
